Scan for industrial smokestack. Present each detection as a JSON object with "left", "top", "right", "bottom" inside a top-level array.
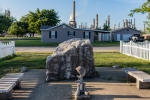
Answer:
[
  {"left": 123, "top": 19, "right": 124, "bottom": 27},
  {"left": 144, "top": 24, "right": 146, "bottom": 32},
  {"left": 108, "top": 15, "right": 110, "bottom": 27},
  {"left": 126, "top": 19, "right": 128, "bottom": 27},
  {"left": 106, "top": 20, "right": 107, "bottom": 26},
  {"left": 73, "top": 1, "right": 75, "bottom": 22},
  {"left": 131, "top": 19, "right": 132, "bottom": 28},
  {"left": 118, "top": 22, "right": 120, "bottom": 28},
  {"left": 93, "top": 19, "right": 95, "bottom": 29},
  {"left": 96, "top": 14, "right": 98, "bottom": 28},
  {"left": 134, "top": 18, "right": 135, "bottom": 29},
  {"left": 68, "top": 1, "right": 76, "bottom": 28}
]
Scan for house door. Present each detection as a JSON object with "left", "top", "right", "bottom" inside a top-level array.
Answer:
[{"left": 117, "top": 34, "right": 120, "bottom": 41}]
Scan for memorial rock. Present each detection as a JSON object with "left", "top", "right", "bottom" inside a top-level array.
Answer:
[{"left": 46, "top": 38, "right": 95, "bottom": 81}]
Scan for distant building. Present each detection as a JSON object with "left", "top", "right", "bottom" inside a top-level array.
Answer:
[
  {"left": 98, "top": 27, "right": 141, "bottom": 42},
  {"left": 111, "top": 27, "right": 141, "bottom": 41},
  {"left": 40, "top": 23, "right": 94, "bottom": 43}
]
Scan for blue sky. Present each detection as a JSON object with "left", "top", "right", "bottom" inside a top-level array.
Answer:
[{"left": 0, "top": 0, "right": 148, "bottom": 30}]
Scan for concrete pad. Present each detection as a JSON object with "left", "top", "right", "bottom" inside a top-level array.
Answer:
[{"left": 12, "top": 67, "right": 150, "bottom": 100}]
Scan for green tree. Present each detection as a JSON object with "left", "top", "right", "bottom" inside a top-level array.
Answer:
[
  {"left": 103, "top": 23, "right": 111, "bottom": 31},
  {"left": 96, "top": 26, "right": 101, "bottom": 30},
  {"left": 128, "top": 0, "right": 150, "bottom": 17},
  {"left": 0, "top": 14, "right": 13, "bottom": 34},
  {"left": 20, "top": 8, "right": 61, "bottom": 37},
  {"left": 8, "top": 21, "right": 28, "bottom": 37},
  {"left": 129, "top": 0, "right": 150, "bottom": 32}
]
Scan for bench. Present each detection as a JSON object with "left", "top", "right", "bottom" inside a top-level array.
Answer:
[
  {"left": 0, "top": 73, "right": 24, "bottom": 100},
  {"left": 122, "top": 68, "right": 150, "bottom": 89},
  {"left": 114, "top": 98, "right": 150, "bottom": 100}
]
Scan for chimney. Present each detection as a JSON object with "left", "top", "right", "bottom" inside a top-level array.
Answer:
[
  {"left": 72, "top": 1, "right": 75, "bottom": 22},
  {"left": 118, "top": 22, "right": 120, "bottom": 28},
  {"left": 96, "top": 14, "right": 98, "bottom": 28},
  {"left": 126, "top": 19, "right": 128, "bottom": 27},
  {"left": 123, "top": 19, "right": 125, "bottom": 27},
  {"left": 106, "top": 20, "right": 107, "bottom": 26},
  {"left": 134, "top": 18, "right": 136, "bottom": 29},
  {"left": 114, "top": 24, "right": 116, "bottom": 29},
  {"left": 93, "top": 19, "right": 95, "bottom": 29},
  {"left": 108, "top": 15, "right": 110, "bottom": 27},
  {"left": 69, "top": 1, "right": 76, "bottom": 28},
  {"left": 128, "top": 19, "right": 130, "bottom": 27},
  {"left": 131, "top": 19, "right": 132, "bottom": 28},
  {"left": 144, "top": 24, "right": 146, "bottom": 32}
]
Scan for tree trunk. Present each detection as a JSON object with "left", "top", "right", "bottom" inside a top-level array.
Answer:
[
  {"left": 33, "top": 33, "right": 35, "bottom": 37},
  {"left": 30, "top": 33, "right": 31, "bottom": 38}
]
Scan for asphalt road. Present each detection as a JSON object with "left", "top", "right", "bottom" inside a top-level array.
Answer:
[{"left": 15, "top": 46, "right": 120, "bottom": 52}]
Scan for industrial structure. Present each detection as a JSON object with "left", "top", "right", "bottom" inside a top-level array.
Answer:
[
  {"left": 41, "top": 0, "right": 141, "bottom": 43},
  {"left": 122, "top": 18, "right": 136, "bottom": 29},
  {"left": 68, "top": 1, "right": 77, "bottom": 28},
  {"left": 5, "top": 9, "right": 10, "bottom": 17}
]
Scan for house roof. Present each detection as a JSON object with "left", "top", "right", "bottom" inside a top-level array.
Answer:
[
  {"left": 40, "top": 23, "right": 95, "bottom": 31},
  {"left": 111, "top": 27, "right": 141, "bottom": 33},
  {"left": 40, "top": 25, "right": 54, "bottom": 29}
]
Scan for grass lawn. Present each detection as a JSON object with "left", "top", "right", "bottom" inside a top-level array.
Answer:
[
  {"left": 0, "top": 52, "right": 150, "bottom": 78},
  {"left": 1, "top": 39, "right": 120, "bottom": 47}
]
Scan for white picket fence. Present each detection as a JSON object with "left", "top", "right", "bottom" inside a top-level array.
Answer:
[
  {"left": 120, "top": 40, "right": 150, "bottom": 61},
  {"left": 0, "top": 41, "right": 15, "bottom": 59}
]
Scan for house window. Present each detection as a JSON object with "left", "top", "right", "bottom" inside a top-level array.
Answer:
[
  {"left": 85, "top": 32, "right": 89, "bottom": 39},
  {"left": 49, "top": 31, "right": 57, "bottom": 39},
  {"left": 63, "top": 25, "right": 66, "bottom": 28},
  {"left": 83, "top": 32, "right": 91, "bottom": 39},
  {"left": 51, "top": 31, "right": 55, "bottom": 39},
  {"left": 68, "top": 31, "right": 75, "bottom": 36}
]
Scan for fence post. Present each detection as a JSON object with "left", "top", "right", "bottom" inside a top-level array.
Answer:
[
  {"left": 120, "top": 40, "right": 123, "bottom": 53},
  {"left": 129, "top": 41, "right": 132, "bottom": 55}
]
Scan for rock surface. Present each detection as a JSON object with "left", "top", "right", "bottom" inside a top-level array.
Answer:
[{"left": 46, "top": 38, "right": 96, "bottom": 81}]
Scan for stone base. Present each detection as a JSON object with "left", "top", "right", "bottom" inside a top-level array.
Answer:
[
  {"left": 0, "top": 90, "right": 12, "bottom": 100},
  {"left": 75, "top": 94, "right": 90, "bottom": 100},
  {"left": 136, "top": 79, "right": 150, "bottom": 89},
  {"left": 128, "top": 74, "right": 136, "bottom": 83},
  {"left": 13, "top": 81, "right": 21, "bottom": 90}
]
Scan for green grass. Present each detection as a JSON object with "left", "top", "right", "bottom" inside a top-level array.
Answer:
[
  {"left": 15, "top": 40, "right": 59, "bottom": 47},
  {"left": 0, "top": 36, "right": 41, "bottom": 40},
  {"left": 92, "top": 41, "right": 120, "bottom": 47},
  {"left": 0, "top": 39, "right": 120, "bottom": 47},
  {"left": 94, "top": 52, "right": 150, "bottom": 73},
  {"left": 0, "top": 52, "right": 150, "bottom": 78},
  {"left": 0, "top": 52, "right": 51, "bottom": 78}
]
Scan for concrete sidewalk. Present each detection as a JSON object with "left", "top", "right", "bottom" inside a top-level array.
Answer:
[
  {"left": 13, "top": 67, "right": 150, "bottom": 100},
  {"left": 15, "top": 46, "right": 120, "bottom": 52}
]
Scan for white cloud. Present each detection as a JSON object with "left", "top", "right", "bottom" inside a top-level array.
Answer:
[{"left": 116, "top": 0, "right": 146, "bottom": 4}]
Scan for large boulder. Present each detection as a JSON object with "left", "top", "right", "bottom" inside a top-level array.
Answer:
[{"left": 46, "top": 38, "right": 96, "bottom": 81}]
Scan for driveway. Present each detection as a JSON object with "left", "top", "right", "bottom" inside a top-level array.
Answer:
[{"left": 15, "top": 46, "right": 120, "bottom": 52}]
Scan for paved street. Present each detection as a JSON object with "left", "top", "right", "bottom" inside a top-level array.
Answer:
[{"left": 15, "top": 46, "right": 120, "bottom": 52}]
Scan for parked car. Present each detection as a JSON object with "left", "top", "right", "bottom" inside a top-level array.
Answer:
[{"left": 129, "top": 34, "right": 144, "bottom": 42}]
